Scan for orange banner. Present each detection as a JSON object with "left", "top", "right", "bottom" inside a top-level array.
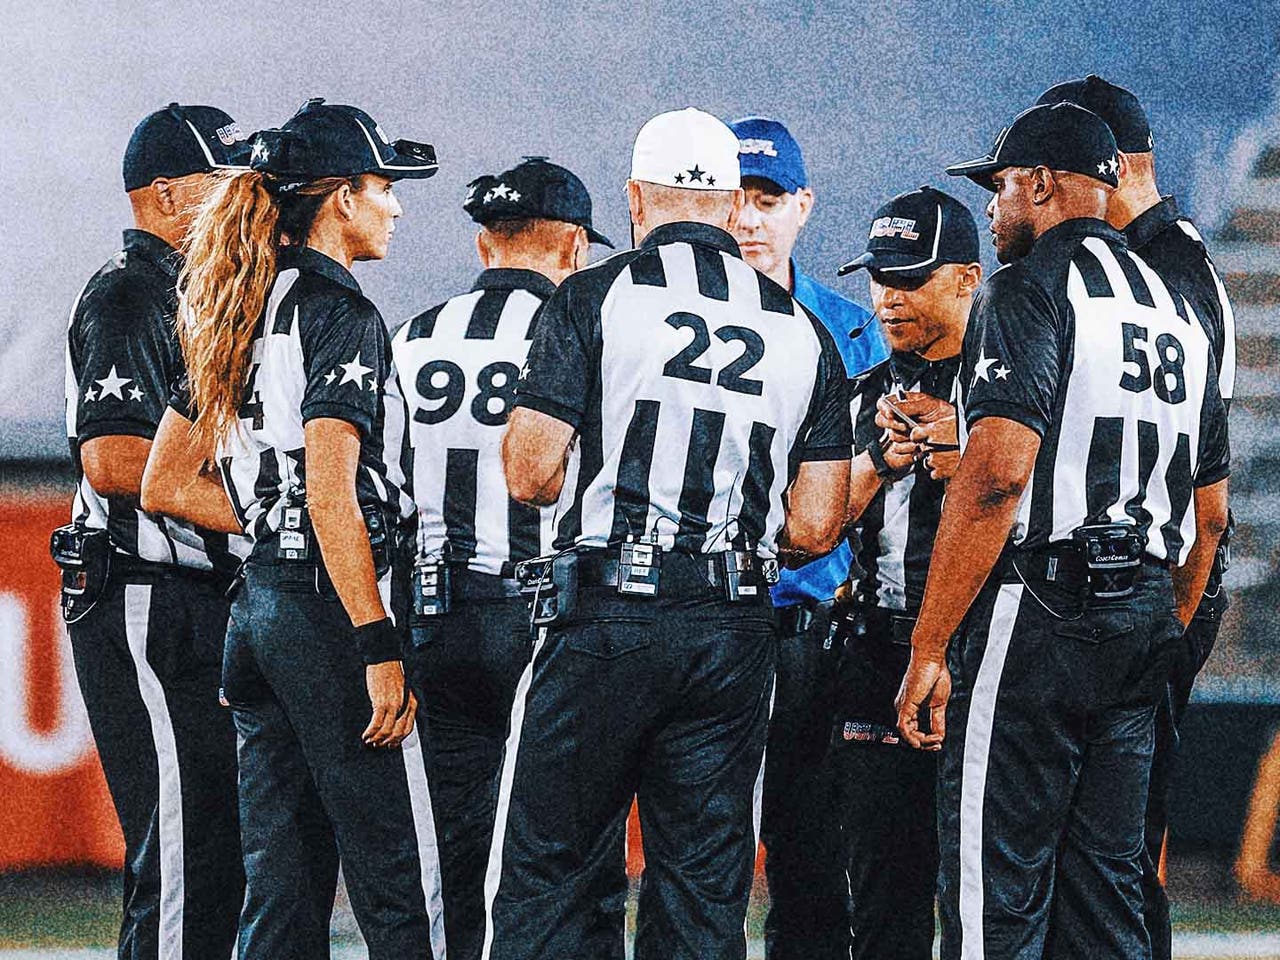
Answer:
[{"left": 0, "top": 495, "right": 122, "bottom": 868}]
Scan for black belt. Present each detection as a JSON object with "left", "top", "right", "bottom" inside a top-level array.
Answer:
[
  {"left": 999, "top": 546, "right": 1169, "bottom": 588},
  {"left": 851, "top": 604, "right": 917, "bottom": 646},
  {"left": 451, "top": 566, "right": 524, "bottom": 600},
  {"left": 776, "top": 599, "right": 835, "bottom": 637},
  {"left": 575, "top": 551, "right": 769, "bottom": 599},
  {"left": 111, "top": 553, "right": 234, "bottom": 589}
]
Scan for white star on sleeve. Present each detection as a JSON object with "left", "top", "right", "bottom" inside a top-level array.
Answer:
[
  {"left": 128, "top": 386, "right": 145, "bottom": 401},
  {"left": 324, "top": 371, "right": 337, "bottom": 385},
  {"left": 973, "top": 348, "right": 1000, "bottom": 384},
  {"left": 994, "top": 365, "right": 1011, "bottom": 380},
  {"left": 338, "top": 352, "right": 373, "bottom": 387},
  {"left": 94, "top": 365, "right": 132, "bottom": 400}
]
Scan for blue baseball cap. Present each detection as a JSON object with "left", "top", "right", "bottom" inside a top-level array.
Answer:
[{"left": 727, "top": 116, "right": 808, "bottom": 193}]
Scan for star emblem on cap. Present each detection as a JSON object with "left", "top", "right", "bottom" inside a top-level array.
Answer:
[
  {"left": 1108, "top": 156, "right": 1119, "bottom": 175},
  {"left": 674, "top": 172, "right": 685, "bottom": 184},
  {"left": 687, "top": 165, "right": 705, "bottom": 183},
  {"left": 485, "top": 183, "right": 511, "bottom": 203},
  {"left": 507, "top": 190, "right": 521, "bottom": 202},
  {"left": 707, "top": 174, "right": 716, "bottom": 186},
  {"left": 1097, "top": 160, "right": 1108, "bottom": 175}
]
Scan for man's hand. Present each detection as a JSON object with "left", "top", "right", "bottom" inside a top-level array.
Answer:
[
  {"left": 895, "top": 650, "right": 950, "bottom": 751},
  {"left": 363, "top": 660, "right": 416, "bottom": 748},
  {"left": 874, "top": 397, "right": 918, "bottom": 473},
  {"left": 911, "top": 415, "right": 960, "bottom": 481}
]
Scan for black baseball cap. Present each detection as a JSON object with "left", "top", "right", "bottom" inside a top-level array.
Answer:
[
  {"left": 945, "top": 102, "right": 1120, "bottom": 191},
  {"left": 123, "top": 103, "right": 252, "bottom": 191},
  {"left": 250, "top": 98, "right": 438, "bottom": 188},
  {"left": 463, "top": 157, "right": 613, "bottom": 247},
  {"left": 1035, "top": 74, "right": 1154, "bottom": 154},
  {"left": 838, "top": 186, "right": 979, "bottom": 280}
]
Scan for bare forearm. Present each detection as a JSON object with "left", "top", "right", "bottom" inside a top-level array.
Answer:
[
  {"left": 164, "top": 470, "right": 242, "bottom": 533},
  {"left": 310, "top": 497, "right": 387, "bottom": 627},
  {"left": 502, "top": 408, "right": 574, "bottom": 505},
  {"left": 847, "top": 451, "right": 884, "bottom": 524},
  {"left": 911, "top": 466, "right": 1021, "bottom": 659},
  {"left": 82, "top": 436, "right": 151, "bottom": 500}
]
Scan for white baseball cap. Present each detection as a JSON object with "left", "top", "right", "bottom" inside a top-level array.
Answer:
[{"left": 630, "top": 108, "right": 741, "bottom": 191}]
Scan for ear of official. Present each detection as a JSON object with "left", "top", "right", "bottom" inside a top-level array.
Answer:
[
  {"left": 779, "top": 458, "right": 851, "bottom": 563},
  {"left": 140, "top": 408, "right": 241, "bottom": 532},
  {"left": 1172, "top": 477, "right": 1229, "bottom": 627},
  {"left": 503, "top": 406, "right": 576, "bottom": 506},
  {"left": 82, "top": 434, "right": 151, "bottom": 501}
]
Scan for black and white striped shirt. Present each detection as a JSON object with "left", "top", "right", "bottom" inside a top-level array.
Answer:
[
  {"left": 1124, "top": 197, "right": 1236, "bottom": 407},
  {"left": 65, "top": 229, "right": 248, "bottom": 573},
  {"left": 180, "top": 247, "right": 414, "bottom": 549},
  {"left": 961, "top": 218, "right": 1230, "bottom": 565},
  {"left": 515, "top": 221, "right": 852, "bottom": 558},
  {"left": 851, "top": 353, "right": 960, "bottom": 612},
  {"left": 393, "top": 269, "right": 557, "bottom": 575}
]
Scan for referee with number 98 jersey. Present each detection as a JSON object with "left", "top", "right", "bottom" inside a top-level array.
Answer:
[{"left": 392, "top": 155, "right": 613, "bottom": 960}]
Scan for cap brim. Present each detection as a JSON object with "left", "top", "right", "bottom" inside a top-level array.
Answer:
[
  {"left": 943, "top": 156, "right": 1001, "bottom": 190},
  {"left": 380, "top": 139, "right": 439, "bottom": 179},
  {"left": 837, "top": 250, "right": 940, "bottom": 279},
  {"left": 586, "top": 226, "right": 615, "bottom": 248},
  {"left": 738, "top": 165, "right": 803, "bottom": 194}
]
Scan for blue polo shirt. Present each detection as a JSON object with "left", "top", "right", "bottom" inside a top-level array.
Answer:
[{"left": 771, "top": 264, "right": 888, "bottom": 607}]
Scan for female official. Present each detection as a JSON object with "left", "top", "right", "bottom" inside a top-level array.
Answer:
[{"left": 141, "top": 99, "right": 445, "bottom": 960}]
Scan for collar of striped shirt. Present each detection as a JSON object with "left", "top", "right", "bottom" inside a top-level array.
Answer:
[
  {"left": 471, "top": 267, "right": 557, "bottom": 298},
  {"left": 640, "top": 220, "right": 742, "bottom": 257},
  {"left": 122, "top": 228, "right": 182, "bottom": 279},
  {"left": 1121, "top": 195, "right": 1181, "bottom": 250},
  {"left": 284, "top": 246, "right": 362, "bottom": 292}
]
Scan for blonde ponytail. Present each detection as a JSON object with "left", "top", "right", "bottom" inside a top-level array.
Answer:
[{"left": 177, "top": 170, "right": 280, "bottom": 455}]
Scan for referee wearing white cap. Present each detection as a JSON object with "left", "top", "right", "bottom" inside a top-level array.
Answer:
[{"left": 486, "top": 108, "right": 852, "bottom": 959}]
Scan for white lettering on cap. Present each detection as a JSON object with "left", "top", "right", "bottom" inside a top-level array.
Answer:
[
  {"left": 216, "top": 122, "right": 246, "bottom": 146},
  {"left": 739, "top": 138, "right": 778, "bottom": 157}
]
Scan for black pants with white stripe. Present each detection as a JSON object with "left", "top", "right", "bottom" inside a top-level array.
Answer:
[
  {"left": 483, "top": 563, "right": 776, "bottom": 960},
  {"left": 224, "top": 562, "right": 445, "bottom": 960},
  {"left": 67, "top": 565, "right": 243, "bottom": 960},
  {"left": 938, "top": 571, "right": 1180, "bottom": 960},
  {"left": 761, "top": 603, "right": 851, "bottom": 960},
  {"left": 405, "top": 586, "right": 536, "bottom": 960},
  {"left": 1141, "top": 586, "right": 1228, "bottom": 960}
]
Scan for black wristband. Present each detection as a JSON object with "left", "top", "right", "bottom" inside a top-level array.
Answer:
[
  {"left": 867, "top": 440, "right": 909, "bottom": 481},
  {"left": 354, "top": 617, "right": 403, "bottom": 665}
]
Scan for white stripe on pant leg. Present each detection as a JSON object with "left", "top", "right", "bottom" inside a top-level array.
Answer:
[
  {"left": 959, "top": 583, "right": 1023, "bottom": 960},
  {"left": 744, "top": 670, "right": 777, "bottom": 945},
  {"left": 401, "top": 727, "right": 448, "bottom": 959},
  {"left": 123, "top": 584, "right": 185, "bottom": 960},
  {"left": 480, "top": 627, "right": 547, "bottom": 960}
]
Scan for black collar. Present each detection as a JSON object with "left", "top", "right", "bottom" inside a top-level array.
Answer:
[
  {"left": 641, "top": 221, "right": 741, "bottom": 258},
  {"left": 1035, "top": 217, "right": 1127, "bottom": 249},
  {"left": 290, "top": 247, "right": 362, "bottom": 292},
  {"left": 1122, "top": 196, "right": 1181, "bottom": 251},
  {"left": 471, "top": 267, "right": 557, "bottom": 299},
  {"left": 123, "top": 229, "right": 182, "bottom": 279},
  {"left": 888, "top": 350, "right": 960, "bottom": 389}
]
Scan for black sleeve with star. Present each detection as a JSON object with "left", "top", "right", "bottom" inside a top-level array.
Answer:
[
  {"left": 962, "top": 269, "right": 1064, "bottom": 438},
  {"left": 298, "top": 293, "right": 388, "bottom": 438},
  {"left": 514, "top": 270, "right": 601, "bottom": 429},
  {"left": 73, "top": 274, "right": 178, "bottom": 443}
]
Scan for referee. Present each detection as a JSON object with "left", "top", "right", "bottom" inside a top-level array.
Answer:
[
  {"left": 488, "top": 107, "right": 852, "bottom": 960},
  {"left": 725, "top": 114, "right": 888, "bottom": 960},
  {"left": 1036, "top": 75, "right": 1237, "bottom": 960},
  {"left": 144, "top": 99, "right": 445, "bottom": 959},
  {"left": 57, "top": 103, "right": 250, "bottom": 960},
  {"left": 393, "top": 155, "right": 613, "bottom": 960},
  {"left": 833, "top": 185, "right": 981, "bottom": 960},
  {"left": 897, "top": 102, "right": 1230, "bottom": 959}
]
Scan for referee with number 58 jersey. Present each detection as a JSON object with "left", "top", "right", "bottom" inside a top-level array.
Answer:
[
  {"left": 392, "top": 155, "right": 614, "bottom": 960},
  {"left": 897, "top": 102, "right": 1230, "bottom": 960},
  {"left": 1035, "top": 75, "right": 1238, "bottom": 960}
]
